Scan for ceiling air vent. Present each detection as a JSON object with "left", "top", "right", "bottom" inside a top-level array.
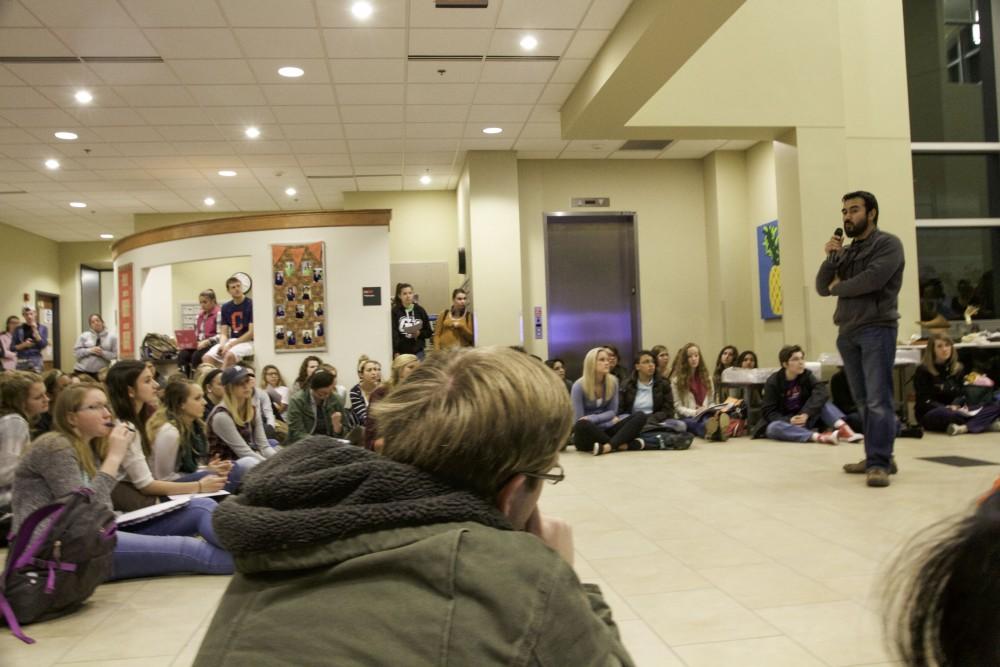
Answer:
[
  {"left": 435, "top": 0, "right": 488, "bottom": 7},
  {"left": 619, "top": 140, "right": 673, "bottom": 151},
  {"left": 0, "top": 55, "right": 164, "bottom": 64}
]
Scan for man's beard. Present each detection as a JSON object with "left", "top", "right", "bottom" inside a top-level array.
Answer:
[{"left": 845, "top": 217, "right": 869, "bottom": 238}]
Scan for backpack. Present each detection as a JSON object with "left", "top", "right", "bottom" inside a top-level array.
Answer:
[
  {"left": 0, "top": 488, "right": 117, "bottom": 644},
  {"left": 141, "top": 333, "right": 178, "bottom": 361},
  {"left": 639, "top": 430, "right": 694, "bottom": 450}
]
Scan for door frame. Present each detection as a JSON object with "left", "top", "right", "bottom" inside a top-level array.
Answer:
[
  {"left": 542, "top": 210, "right": 643, "bottom": 363},
  {"left": 34, "top": 290, "right": 60, "bottom": 370}
]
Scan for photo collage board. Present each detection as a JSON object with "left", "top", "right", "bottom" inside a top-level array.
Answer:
[{"left": 271, "top": 242, "right": 326, "bottom": 352}]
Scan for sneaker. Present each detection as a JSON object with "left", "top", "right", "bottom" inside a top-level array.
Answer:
[
  {"left": 836, "top": 423, "right": 864, "bottom": 443},
  {"left": 991, "top": 420, "right": 1000, "bottom": 432},
  {"left": 843, "top": 458, "right": 899, "bottom": 474},
  {"left": 815, "top": 431, "right": 837, "bottom": 445},
  {"left": 592, "top": 442, "right": 603, "bottom": 456},
  {"left": 716, "top": 413, "right": 731, "bottom": 441},
  {"left": 704, "top": 414, "right": 721, "bottom": 440},
  {"left": 947, "top": 423, "right": 969, "bottom": 436},
  {"left": 866, "top": 467, "right": 890, "bottom": 487}
]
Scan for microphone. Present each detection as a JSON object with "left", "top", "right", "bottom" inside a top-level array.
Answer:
[{"left": 829, "top": 227, "right": 843, "bottom": 260}]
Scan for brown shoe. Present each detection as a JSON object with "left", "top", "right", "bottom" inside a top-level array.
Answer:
[
  {"left": 716, "top": 413, "right": 731, "bottom": 441},
  {"left": 866, "top": 467, "right": 890, "bottom": 487},
  {"left": 704, "top": 414, "right": 721, "bottom": 440},
  {"left": 843, "top": 458, "right": 898, "bottom": 474}
]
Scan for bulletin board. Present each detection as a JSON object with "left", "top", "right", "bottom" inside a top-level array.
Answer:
[{"left": 271, "top": 242, "right": 327, "bottom": 352}]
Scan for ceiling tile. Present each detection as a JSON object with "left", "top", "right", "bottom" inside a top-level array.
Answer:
[
  {"left": 564, "top": 30, "right": 611, "bottom": 59},
  {"left": 459, "top": 137, "right": 515, "bottom": 150},
  {"left": 0, "top": 68, "right": 24, "bottom": 86},
  {"left": 488, "top": 29, "right": 573, "bottom": 57},
  {"left": 609, "top": 150, "right": 660, "bottom": 160},
  {"left": 318, "top": 0, "right": 406, "bottom": 28},
  {"left": 130, "top": 156, "right": 192, "bottom": 168},
  {"left": 52, "top": 28, "right": 157, "bottom": 57},
  {"left": 721, "top": 140, "right": 759, "bottom": 150},
  {"left": 272, "top": 106, "right": 342, "bottom": 124},
  {"left": 170, "top": 141, "right": 235, "bottom": 156},
  {"left": 335, "top": 84, "right": 404, "bottom": 105},
  {"left": 280, "top": 124, "right": 344, "bottom": 140},
  {"left": 22, "top": 0, "right": 136, "bottom": 28},
  {"left": 538, "top": 83, "right": 574, "bottom": 104},
  {"left": 241, "top": 154, "right": 302, "bottom": 167},
  {"left": 497, "top": 0, "right": 590, "bottom": 29},
  {"left": 551, "top": 58, "right": 590, "bottom": 84},
  {"left": 204, "top": 106, "right": 276, "bottom": 125},
  {"left": 409, "top": 29, "right": 490, "bottom": 56},
  {"left": 323, "top": 29, "right": 406, "bottom": 59},
  {"left": 473, "top": 83, "right": 543, "bottom": 105},
  {"left": 409, "top": 1, "right": 500, "bottom": 28},
  {"left": 467, "top": 105, "right": 533, "bottom": 122},
  {"left": 560, "top": 150, "right": 612, "bottom": 159},
  {"left": 299, "top": 155, "right": 352, "bottom": 168},
  {"left": 71, "top": 107, "right": 148, "bottom": 126},
  {"left": 55, "top": 143, "right": 123, "bottom": 157},
  {"left": 528, "top": 105, "right": 561, "bottom": 123},
  {"left": 406, "top": 123, "right": 463, "bottom": 139},
  {"left": 27, "top": 127, "right": 102, "bottom": 143},
  {"left": 138, "top": 107, "right": 213, "bottom": 125},
  {"left": 0, "top": 29, "right": 73, "bottom": 57},
  {"left": 235, "top": 140, "right": 292, "bottom": 155},
  {"left": 344, "top": 123, "right": 402, "bottom": 139},
  {"left": 91, "top": 62, "right": 180, "bottom": 85},
  {"left": 513, "top": 139, "right": 569, "bottom": 151},
  {"left": 0, "top": 87, "right": 54, "bottom": 109},
  {"left": 219, "top": 0, "right": 317, "bottom": 27},
  {"left": 117, "top": 85, "right": 199, "bottom": 107},
  {"left": 37, "top": 86, "right": 129, "bottom": 108},
  {"left": 356, "top": 175, "right": 402, "bottom": 190},
  {"left": 399, "top": 151, "right": 457, "bottom": 165},
  {"left": 262, "top": 84, "right": 337, "bottom": 106},
  {"left": 144, "top": 29, "right": 244, "bottom": 59},
  {"left": 339, "top": 105, "right": 403, "bottom": 123},
  {"left": 169, "top": 60, "right": 255, "bottom": 85},
  {"left": 566, "top": 139, "right": 623, "bottom": 152},
  {"left": 3, "top": 63, "right": 102, "bottom": 86},
  {"left": 347, "top": 139, "right": 400, "bottom": 153},
  {"left": 353, "top": 164, "right": 401, "bottom": 175},
  {"left": 249, "top": 59, "right": 330, "bottom": 84},
  {"left": 326, "top": 58, "right": 404, "bottom": 84},
  {"left": 581, "top": 0, "right": 633, "bottom": 30},
  {"left": 403, "top": 138, "right": 458, "bottom": 152},
  {"left": 406, "top": 84, "right": 475, "bottom": 105},
  {"left": 92, "top": 126, "right": 165, "bottom": 142},
  {"left": 463, "top": 122, "right": 523, "bottom": 138},
  {"left": 235, "top": 29, "right": 325, "bottom": 58},
  {"left": 289, "top": 139, "right": 348, "bottom": 154},
  {"left": 75, "top": 157, "right": 139, "bottom": 169},
  {"left": 406, "top": 60, "right": 481, "bottom": 83},
  {"left": 480, "top": 61, "right": 557, "bottom": 84},
  {"left": 120, "top": 0, "right": 228, "bottom": 27},
  {"left": 405, "top": 105, "right": 469, "bottom": 123},
  {"left": 189, "top": 85, "right": 267, "bottom": 107},
  {"left": 519, "top": 123, "right": 562, "bottom": 139},
  {"left": 0, "top": 2, "right": 42, "bottom": 26},
  {"left": 114, "top": 142, "right": 177, "bottom": 157}
]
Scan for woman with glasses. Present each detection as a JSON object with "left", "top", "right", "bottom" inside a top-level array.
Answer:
[{"left": 11, "top": 384, "right": 233, "bottom": 579}]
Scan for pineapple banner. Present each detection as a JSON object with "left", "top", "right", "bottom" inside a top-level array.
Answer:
[
  {"left": 757, "top": 221, "right": 783, "bottom": 320},
  {"left": 271, "top": 242, "right": 327, "bottom": 352}
]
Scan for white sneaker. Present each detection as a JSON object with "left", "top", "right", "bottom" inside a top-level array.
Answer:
[{"left": 947, "top": 423, "right": 968, "bottom": 436}]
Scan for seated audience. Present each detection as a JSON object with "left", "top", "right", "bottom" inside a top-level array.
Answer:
[
  {"left": 349, "top": 356, "right": 382, "bottom": 426},
  {"left": 148, "top": 378, "right": 252, "bottom": 492},
  {"left": 1, "top": 315, "right": 20, "bottom": 372},
  {"left": 12, "top": 384, "right": 233, "bottom": 580},
  {"left": 832, "top": 366, "right": 923, "bottom": 442},
  {"left": 11, "top": 305, "right": 47, "bottom": 372},
  {"left": 671, "top": 343, "right": 730, "bottom": 440},
  {"left": 195, "top": 347, "right": 635, "bottom": 666},
  {"left": 73, "top": 313, "right": 118, "bottom": 379},
  {"left": 178, "top": 289, "right": 220, "bottom": 378},
  {"left": 602, "top": 344, "right": 630, "bottom": 386},
  {"left": 260, "top": 364, "right": 289, "bottom": 413},
  {"left": 433, "top": 288, "right": 474, "bottom": 350},
  {"left": 363, "top": 354, "right": 419, "bottom": 450},
  {"left": 33, "top": 369, "right": 71, "bottom": 437},
  {"left": 650, "top": 344, "right": 671, "bottom": 380},
  {"left": 544, "top": 358, "right": 573, "bottom": 393},
  {"left": 107, "top": 361, "right": 228, "bottom": 511},
  {"left": 291, "top": 355, "right": 322, "bottom": 395},
  {"left": 914, "top": 332, "right": 1000, "bottom": 436},
  {"left": 620, "top": 350, "right": 684, "bottom": 436},
  {"left": 205, "top": 277, "right": 254, "bottom": 369},
  {"left": 571, "top": 347, "right": 647, "bottom": 456},
  {"left": 199, "top": 368, "right": 224, "bottom": 421},
  {"left": 0, "top": 371, "right": 47, "bottom": 542},
  {"left": 734, "top": 349, "right": 763, "bottom": 409},
  {"left": 287, "top": 370, "right": 349, "bottom": 445},
  {"left": 752, "top": 345, "right": 860, "bottom": 444},
  {"left": 206, "top": 366, "right": 276, "bottom": 463}
]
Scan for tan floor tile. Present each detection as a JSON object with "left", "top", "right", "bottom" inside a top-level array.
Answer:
[
  {"left": 697, "top": 562, "right": 848, "bottom": 609},
  {"left": 12, "top": 603, "right": 116, "bottom": 640},
  {"left": 587, "top": 575, "right": 638, "bottom": 622},
  {"left": 0, "top": 635, "right": 76, "bottom": 667},
  {"left": 672, "top": 636, "right": 827, "bottom": 667},
  {"left": 614, "top": 620, "right": 684, "bottom": 667},
  {"left": 56, "top": 658, "right": 175, "bottom": 666},
  {"left": 574, "top": 528, "right": 661, "bottom": 560},
  {"left": 68, "top": 606, "right": 207, "bottom": 662},
  {"left": 626, "top": 588, "right": 779, "bottom": 646},
  {"left": 757, "top": 600, "right": 894, "bottom": 666},
  {"left": 655, "top": 534, "right": 771, "bottom": 569},
  {"left": 589, "top": 552, "right": 712, "bottom": 596}
]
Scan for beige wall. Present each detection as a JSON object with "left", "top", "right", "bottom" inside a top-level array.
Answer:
[
  {"left": 0, "top": 221, "right": 60, "bottom": 360},
  {"left": 58, "top": 241, "right": 114, "bottom": 370},
  {"left": 170, "top": 256, "right": 252, "bottom": 330}
]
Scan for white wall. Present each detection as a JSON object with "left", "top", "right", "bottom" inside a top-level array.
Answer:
[
  {"left": 115, "top": 225, "right": 391, "bottom": 387},
  {"left": 140, "top": 265, "right": 173, "bottom": 341}
]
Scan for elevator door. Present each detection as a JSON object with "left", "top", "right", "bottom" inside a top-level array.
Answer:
[{"left": 545, "top": 213, "right": 640, "bottom": 381}]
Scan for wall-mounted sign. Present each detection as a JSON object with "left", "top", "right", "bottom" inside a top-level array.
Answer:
[{"left": 362, "top": 286, "right": 381, "bottom": 306}]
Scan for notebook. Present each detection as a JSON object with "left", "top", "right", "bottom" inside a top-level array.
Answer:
[
  {"left": 115, "top": 498, "right": 190, "bottom": 527},
  {"left": 174, "top": 329, "right": 197, "bottom": 350}
]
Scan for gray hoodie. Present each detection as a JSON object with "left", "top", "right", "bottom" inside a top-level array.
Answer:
[{"left": 815, "top": 228, "right": 904, "bottom": 334}]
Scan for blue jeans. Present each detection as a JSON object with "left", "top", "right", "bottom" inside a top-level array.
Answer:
[
  {"left": 765, "top": 402, "right": 845, "bottom": 442},
  {"left": 110, "top": 498, "right": 234, "bottom": 580},
  {"left": 174, "top": 456, "right": 259, "bottom": 493},
  {"left": 837, "top": 325, "right": 897, "bottom": 470}
]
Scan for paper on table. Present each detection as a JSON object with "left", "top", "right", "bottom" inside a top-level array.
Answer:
[
  {"left": 115, "top": 498, "right": 190, "bottom": 527},
  {"left": 167, "top": 491, "right": 231, "bottom": 501}
]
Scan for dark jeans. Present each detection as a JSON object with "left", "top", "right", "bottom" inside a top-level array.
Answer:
[
  {"left": 178, "top": 346, "right": 210, "bottom": 377},
  {"left": 920, "top": 403, "right": 1000, "bottom": 433},
  {"left": 573, "top": 413, "right": 647, "bottom": 451},
  {"left": 837, "top": 325, "right": 897, "bottom": 471}
]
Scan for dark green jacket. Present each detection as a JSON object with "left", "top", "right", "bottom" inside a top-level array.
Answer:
[
  {"left": 195, "top": 439, "right": 635, "bottom": 667},
  {"left": 285, "top": 388, "right": 347, "bottom": 444}
]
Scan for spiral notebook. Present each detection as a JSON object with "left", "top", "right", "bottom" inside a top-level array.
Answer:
[{"left": 115, "top": 498, "right": 190, "bottom": 527}]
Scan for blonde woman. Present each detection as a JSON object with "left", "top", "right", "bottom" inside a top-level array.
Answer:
[
  {"left": 914, "top": 332, "right": 1000, "bottom": 435},
  {"left": 671, "top": 343, "right": 729, "bottom": 440},
  {"left": 206, "top": 366, "right": 276, "bottom": 462},
  {"left": 11, "top": 384, "right": 233, "bottom": 579},
  {"left": 349, "top": 356, "right": 382, "bottom": 426},
  {"left": 570, "top": 347, "right": 647, "bottom": 456},
  {"left": 364, "top": 354, "right": 419, "bottom": 450}
]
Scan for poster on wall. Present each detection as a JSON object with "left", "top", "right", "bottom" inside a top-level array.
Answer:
[
  {"left": 756, "top": 221, "right": 782, "bottom": 320},
  {"left": 271, "top": 243, "right": 327, "bottom": 352},
  {"left": 118, "top": 263, "right": 135, "bottom": 358}
]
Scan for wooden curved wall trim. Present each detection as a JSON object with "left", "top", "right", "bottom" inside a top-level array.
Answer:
[{"left": 111, "top": 209, "right": 391, "bottom": 259}]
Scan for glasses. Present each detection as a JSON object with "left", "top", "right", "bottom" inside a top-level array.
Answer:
[
  {"left": 77, "top": 403, "right": 110, "bottom": 413},
  {"left": 519, "top": 464, "right": 565, "bottom": 485}
]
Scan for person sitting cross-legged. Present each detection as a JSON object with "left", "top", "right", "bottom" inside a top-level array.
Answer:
[
  {"left": 752, "top": 345, "right": 860, "bottom": 445},
  {"left": 570, "top": 347, "right": 648, "bottom": 456},
  {"left": 914, "top": 332, "right": 1000, "bottom": 437}
]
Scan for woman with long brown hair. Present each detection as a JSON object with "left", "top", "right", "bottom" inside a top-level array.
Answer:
[{"left": 671, "top": 343, "right": 729, "bottom": 440}]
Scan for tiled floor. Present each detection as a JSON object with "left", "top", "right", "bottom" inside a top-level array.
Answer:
[{"left": 2, "top": 432, "right": 996, "bottom": 666}]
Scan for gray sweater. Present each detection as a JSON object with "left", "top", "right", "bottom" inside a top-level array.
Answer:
[
  {"left": 815, "top": 228, "right": 904, "bottom": 334},
  {"left": 0, "top": 413, "right": 30, "bottom": 508},
  {"left": 11, "top": 433, "right": 117, "bottom": 532}
]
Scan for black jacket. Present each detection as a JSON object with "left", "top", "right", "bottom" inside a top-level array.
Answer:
[
  {"left": 390, "top": 303, "right": 431, "bottom": 355},
  {"left": 752, "top": 369, "right": 828, "bottom": 438},
  {"left": 619, "top": 375, "right": 675, "bottom": 422},
  {"left": 913, "top": 363, "right": 964, "bottom": 420}
]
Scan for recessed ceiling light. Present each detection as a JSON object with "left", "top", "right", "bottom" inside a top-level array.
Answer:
[
  {"left": 244, "top": 126, "right": 260, "bottom": 139},
  {"left": 54, "top": 131, "right": 78, "bottom": 141},
  {"left": 351, "top": 1, "right": 373, "bottom": 20},
  {"left": 74, "top": 90, "right": 93, "bottom": 104},
  {"left": 278, "top": 66, "right": 304, "bottom": 78},
  {"left": 44, "top": 159, "right": 60, "bottom": 170},
  {"left": 204, "top": 197, "right": 216, "bottom": 206},
  {"left": 99, "top": 233, "right": 114, "bottom": 240},
  {"left": 69, "top": 201, "right": 86, "bottom": 208},
  {"left": 419, "top": 174, "right": 432, "bottom": 185},
  {"left": 217, "top": 170, "right": 237, "bottom": 177},
  {"left": 482, "top": 127, "right": 503, "bottom": 135},
  {"left": 285, "top": 187, "right": 297, "bottom": 196},
  {"left": 520, "top": 35, "right": 538, "bottom": 50}
]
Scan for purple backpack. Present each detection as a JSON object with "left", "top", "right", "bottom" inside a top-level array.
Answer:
[{"left": 0, "top": 488, "right": 117, "bottom": 643}]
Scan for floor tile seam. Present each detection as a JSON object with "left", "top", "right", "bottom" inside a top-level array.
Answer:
[
  {"left": 54, "top": 650, "right": 180, "bottom": 664},
  {"left": 668, "top": 634, "right": 836, "bottom": 667},
  {"left": 689, "top": 564, "right": 856, "bottom": 600},
  {"left": 663, "top": 628, "right": 785, "bottom": 649}
]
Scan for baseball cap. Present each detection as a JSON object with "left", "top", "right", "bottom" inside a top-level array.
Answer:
[{"left": 221, "top": 365, "right": 253, "bottom": 386}]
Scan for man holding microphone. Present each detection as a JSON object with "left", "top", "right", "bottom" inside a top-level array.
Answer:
[{"left": 816, "top": 191, "right": 905, "bottom": 487}]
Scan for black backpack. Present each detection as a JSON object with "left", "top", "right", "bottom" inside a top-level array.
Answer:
[
  {"left": 141, "top": 333, "right": 178, "bottom": 361},
  {"left": 0, "top": 488, "right": 117, "bottom": 644}
]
